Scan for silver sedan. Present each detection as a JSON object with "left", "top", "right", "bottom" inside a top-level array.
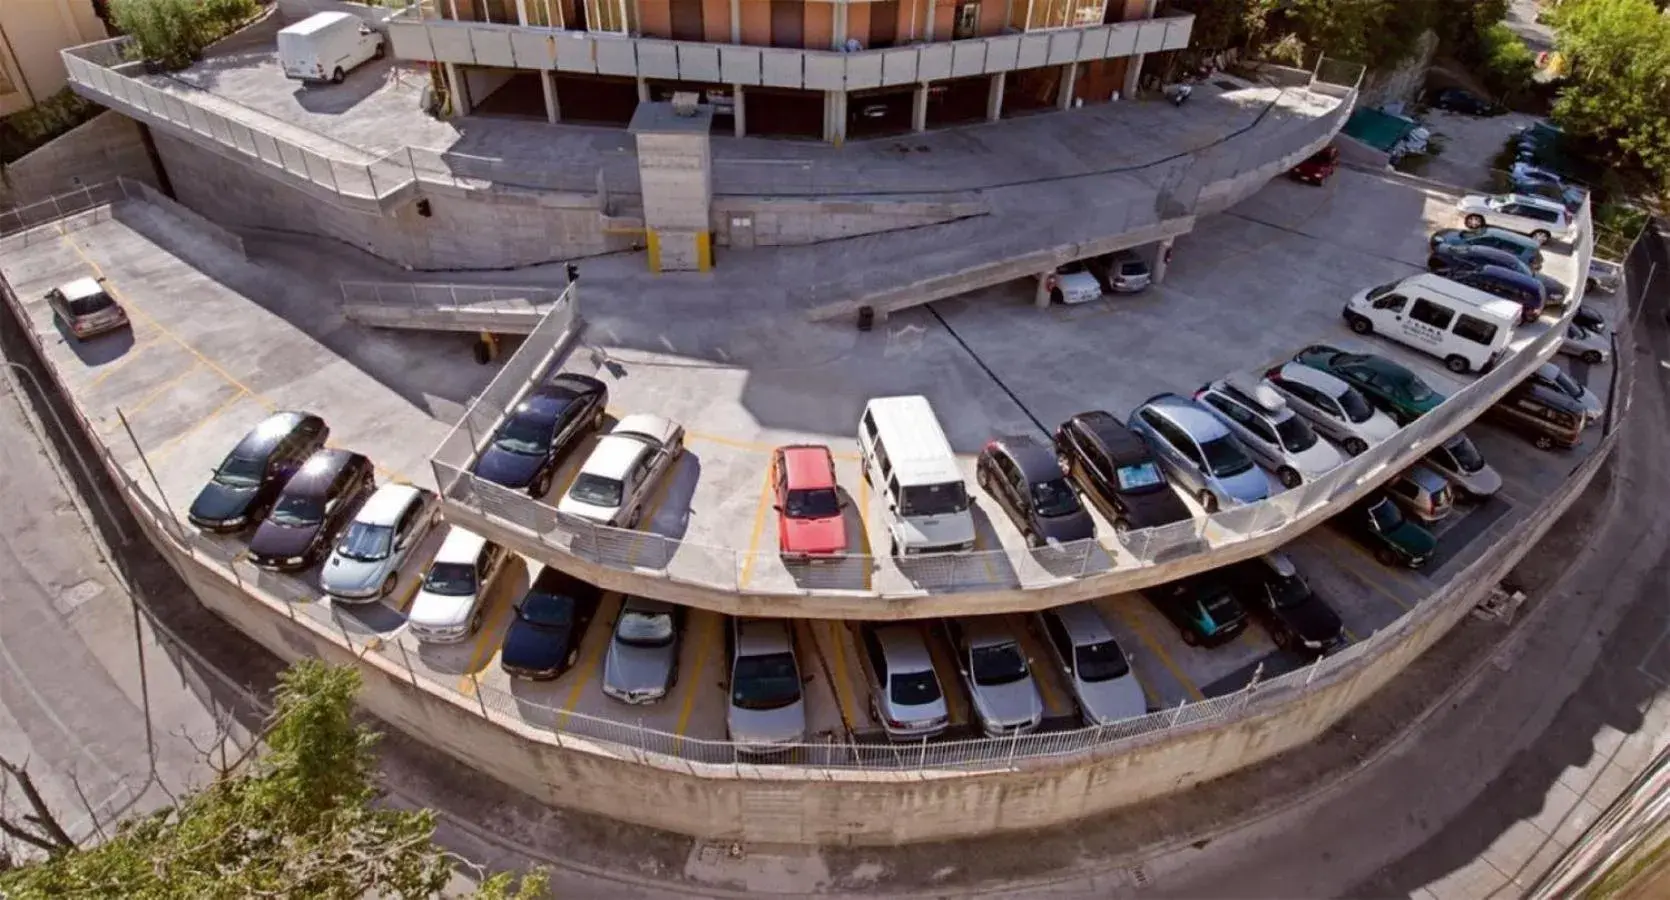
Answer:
[{"left": 601, "top": 596, "right": 683, "bottom": 705}]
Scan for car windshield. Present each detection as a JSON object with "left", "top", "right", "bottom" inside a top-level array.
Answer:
[
  {"left": 970, "top": 642, "right": 1028, "bottom": 686},
  {"left": 1120, "top": 261, "right": 1148, "bottom": 276},
  {"left": 1200, "top": 435, "right": 1254, "bottom": 477},
  {"left": 269, "top": 494, "right": 323, "bottom": 527},
  {"left": 1274, "top": 414, "right": 1319, "bottom": 453},
  {"left": 616, "top": 608, "right": 675, "bottom": 647},
  {"left": 889, "top": 670, "right": 942, "bottom": 707},
  {"left": 1031, "top": 478, "right": 1082, "bottom": 518},
  {"left": 1203, "top": 590, "right": 1241, "bottom": 622},
  {"left": 493, "top": 414, "right": 552, "bottom": 456},
  {"left": 215, "top": 454, "right": 265, "bottom": 488},
  {"left": 1338, "top": 387, "right": 1376, "bottom": 424},
  {"left": 732, "top": 653, "right": 801, "bottom": 710},
  {"left": 785, "top": 487, "right": 840, "bottom": 519},
  {"left": 1447, "top": 436, "right": 1485, "bottom": 473},
  {"left": 1268, "top": 574, "right": 1312, "bottom": 610},
  {"left": 336, "top": 521, "right": 392, "bottom": 561},
  {"left": 567, "top": 473, "right": 623, "bottom": 508},
  {"left": 1115, "top": 461, "right": 1165, "bottom": 492},
  {"left": 1368, "top": 499, "right": 1405, "bottom": 532},
  {"left": 1396, "top": 372, "right": 1437, "bottom": 404},
  {"left": 422, "top": 562, "right": 477, "bottom": 597},
  {"left": 519, "top": 593, "right": 573, "bottom": 627},
  {"left": 1075, "top": 640, "right": 1130, "bottom": 682},
  {"left": 1365, "top": 281, "right": 1400, "bottom": 302},
  {"left": 900, "top": 482, "right": 968, "bottom": 517},
  {"left": 67, "top": 293, "right": 114, "bottom": 315}
]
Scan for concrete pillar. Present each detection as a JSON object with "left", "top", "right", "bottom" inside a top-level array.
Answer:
[
  {"left": 1034, "top": 272, "right": 1053, "bottom": 309},
  {"left": 912, "top": 83, "right": 930, "bottom": 132},
  {"left": 986, "top": 72, "right": 1005, "bottom": 122},
  {"left": 824, "top": 91, "right": 847, "bottom": 145},
  {"left": 729, "top": 0, "right": 741, "bottom": 42},
  {"left": 1057, "top": 62, "right": 1078, "bottom": 110},
  {"left": 1123, "top": 0, "right": 1160, "bottom": 99},
  {"left": 541, "top": 71, "right": 560, "bottom": 123},
  {"left": 631, "top": 104, "right": 714, "bottom": 272},
  {"left": 1151, "top": 237, "right": 1174, "bottom": 284},
  {"left": 923, "top": 0, "right": 936, "bottom": 42},
  {"left": 444, "top": 63, "right": 471, "bottom": 116},
  {"left": 637, "top": 76, "right": 651, "bottom": 103},
  {"left": 733, "top": 84, "right": 746, "bottom": 137},
  {"left": 833, "top": 1, "right": 846, "bottom": 48}
]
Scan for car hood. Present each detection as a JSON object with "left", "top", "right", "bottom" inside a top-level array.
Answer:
[
  {"left": 1447, "top": 462, "right": 1503, "bottom": 497},
  {"left": 1292, "top": 440, "right": 1345, "bottom": 480},
  {"left": 1078, "top": 672, "right": 1148, "bottom": 725},
  {"left": 190, "top": 480, "right": 257, "bottom": 523},
  {"left": 1215, "top": 466, "right": 1271, "bottom": 504},
  {"left": 1572, "top": 386, "right": 1602, "bottom": 418},
  {"left": 1121, "top": 487, "right": 1192, "bottom": 528},
  {"left": 604, "top": 639, "right": 677, "bottom": 695},
  {"left": 1279, "top": 598, "right": 1344, "bottom": 646},
  {"left": 1388, "top": 521, "right": 1438, "bottom": 558},
  {"left": 970, "top": 676, "right": 1043, "bottom": 728},
  {"left": 501, "top": 620, "right": 570, "bottom": 671},
  {"left": 407, "top": 589, "right": 471, "bottom": 629},
  {"left": 1457, "top": 195, "right": 1491, "bottom": 211},
  {"left": 248, "top": 520, "right": 318, "bottom": 559},
  {"left": 1356, "top": 410, "right": 1401, "bottom": 444},
  {"left": 894, "top": 511, "right": 976, "bottom": 550},
  {"left": 1059, "top": 272, "right": 1101, "bottom": 293},
  {"left": 729, "top": 698, "right": 806, "bottom": 746},
  {"left": 474, "top": 446, "right": 542, "bottom": 489},
  {"left": 782, "top": 513, "right": 846, "bottom": 555},
  {"left": 319, "top": 552, "right": 386, "bottom": 595},
  {"left": 557, "top": 494, "right": 620, "bottom": 525},
  {"left": 1037, "top": 508, "right": 1096, "bottom": 545}
]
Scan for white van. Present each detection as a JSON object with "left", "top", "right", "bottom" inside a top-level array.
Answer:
[
  {"left": 858, "top": 396, "right": 977, "bottom": 556},
  {"left": 1342, "top": 273, "right": 1521, "bottom": 375},
  {"left": 278, "top": 12, "right": 384, "bottom": 84}
]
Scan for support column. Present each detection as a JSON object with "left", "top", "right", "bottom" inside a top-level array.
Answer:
[
  {"left": 833, "top": 0, "right": 847, "bottom": 49},
  {"left": 729, "top": 0, "right": 741, "bottom": 42},
  {"left": 637, "top": 76, "right": 651, "bottom": 102},
  {"left": 1034, "top": 272, "right": 1053, "bottom": 309},
  {"left": 631, "top": 104, "right": 714, "bottom": 273},
  {"left": 824, "top": 90, "right": 848, "bottom": 144},
  {"left": 986, "top": 72, "right": 1005, "bottom": 122},
  {"left": 912, "top": 82, "right": 930, "bottom": 132},
  {"left": 541, "top": 70, "right": 560, "bottom": 123},
  {"left": 733, "top": 84, "right": 747, "bottom": 137},
  {"left": 444, "top": 63, "right": 471, "bottom": 116},
  {"left": 1151, "top": 237, "right": 1175, "bottom": 284},
  {"left": 1057, "top": 62, "right": 1078, "bottom": 110},
  {"left": 1123, "top": 0, "right": 1160, "bottom": 99}
]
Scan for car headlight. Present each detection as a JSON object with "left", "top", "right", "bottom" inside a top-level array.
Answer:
[
  {"left": 286, "top": 556, "right": 305, "bottom": 565},
  {"left": 1303, "top": 638, "right": 1323, "bottom": 649},
  {"left": 222, "top": 515, "right": 246, "bottom": 527}
]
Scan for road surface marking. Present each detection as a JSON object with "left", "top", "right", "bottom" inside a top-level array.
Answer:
[
  {"left": 737, "top": 465, "right": 774, "bottom": 589},
  {"left": 1108, "top": 598, "right": 1206, "bottom": 703},
  {"left": 456, "top": 586, "right": 517, "bottom": 696},
  {"left": 559, "top": 592, "right": 620, "bottom": 719},
  {"left": 675, "top": 611, "right": 718, "bottom": 739},
  {"left": 121, "top": 360, "right": 202, "bottom": 418},
  {"left": 824, "top": 621, "right": 863, "bottom": 730},
  {"left": 147, "top": 387, "right": 250, "bottom": 463}
]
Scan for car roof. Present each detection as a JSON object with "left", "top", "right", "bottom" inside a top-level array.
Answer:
[
  {"left": 1472, "top": 227, "right": 1539, "bottom": 250},
  {"left": 434, "top": 527, "right": 488, "bottom": 564},
  {"left": 1069, "top": 411, "right": 1150, "bottom": 461},
  {"left": 582, "top": 433, "right": 652, "bottom": 480},
  {"left": 354, "top": 483, "right": 421, "bottom": 526},
  {"left": 990, "top": 435, "right": 1060, "bottom": 482},
  {"left": 1447, "top": 243, "right": 1521, "bottom": 265},
  {"left": 284, "top": 448, "right": 358, "bottom": 495},
  {"left": 1513, "top": 380, "right": 1587, "bottom": 412},
  {"left": 58, "top": 277, "right": 106, "bottom": 300},
  {"left": 1141, "top": 394, "right": 1230, "bottom": 440},
  {"left": 1271, "top": 361, "right": 1352, "bottom": 398},
  {"left": 1504, "top": 193, "right": 1566, "bottom": 214},
  {"left": 1400, "top": 465, "right": 1449, "bottom": 492},
  {"left": 779, "top": 445, "right": 835, "bottom": 489},
  {"left": 1046, "top": 602, "right": 1114, "bottom": 644},
  {"left": 613, "top": 413, "right": 673, "bottom": 441},
  {"left": 1207, "top": 375, "right": 1292, "bottom": 421},
  {"left": 232, "top": 411, "right": 311, "bottom": 457},
  {"left": 735, "top": 618, "right": 794, "bottom": 656},
  {"left": 621, "top": 594, "right": 675, "bottom": 616},
  {"left": 1473, "top": 265, "right": 1542, "bottom": 289},
  {"left": 956, "top": 616, "right": 1019, "bottom": 649},
  {"left": 283, "top": 11, "right": 355, "bottom": 34},
  {"left": 869, "top": 624, "right": 934, "bottom": 673},
  {"left": 863, "top": 395, "right": 964, "bottom": 486}
]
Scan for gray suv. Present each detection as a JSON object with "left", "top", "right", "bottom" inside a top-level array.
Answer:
[
  {"left": 1128, "top": 393, "right": 1270, "bottom": 512},
  {"left": 945, "top": 617, "right": 1043, "bottom": 737},
  {"left": 855, "top": 624, "right": 949, "bottom": 740},
  {"left": 1032, "top": 603, "right": 1147, "bottom": 725}
]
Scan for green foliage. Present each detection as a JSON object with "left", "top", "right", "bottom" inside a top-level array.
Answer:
[
  {"left": 0, "top": 661, "right": 544, "bottom": 900},
  {"left": 0, "top": 89, "right": 100, "bottom": 164},
  {"left": 1547, "top": 0, "right": 1670, "bottom": 193},
  {"left": 110, "top": 0, "right": 258, "bottom": 70},
  {"left": 1478, "top": 22, "right": 1538, "bottom": 99},
  {"left": 1170, "top": 0, "right": 1510, "bottom": 74}
]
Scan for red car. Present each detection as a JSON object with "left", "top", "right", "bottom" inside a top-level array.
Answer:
[
  {"left": 1289, "top": 145, "right": 1339, "bottom": 185},
  {"left": 772, "top": 445, "right": 847, "bottom": 561}
]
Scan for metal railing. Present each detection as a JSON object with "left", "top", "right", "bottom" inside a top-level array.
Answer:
[{"left": 337, "top": 280, "right": 570, "bottom": 329}]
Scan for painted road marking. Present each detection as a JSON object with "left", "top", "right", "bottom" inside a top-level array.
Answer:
[
  {"left": 675, "top": 611, "right": 719, "bottom": 740},
  {"left": 456, "top": 587, "right": 517, "bottom": 696},
  {"left": 557, "top": 592, "right": 620, "bottom": 722},
  {"left": 923, "top": 626, "right": 969, "bottom": 727},
  {"left": 1012, "top": 616, "right": 1069, "bottom": 717},
  {"left": 121, "top": 360, "right": 202, "bottom": 418},
  {"left": 737, "top": 465, "right": 774, "bottom": 589},
  {"left": 1108, "top": 598, "right": 1205, "bottom": 703},
  {"left": 147, "top": 387, "right": 251, "bottom": 463},
  {"left": 824, "top": 621, "right": 862, "bottom": 730},
  {"left": 1318, "top": 534, "right": 1414, "bottom": 611},
  {"left": 85, "top": 332, "right": 165, "bottom": 389}
]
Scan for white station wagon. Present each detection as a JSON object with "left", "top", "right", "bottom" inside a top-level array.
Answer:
[{"left": 557, "top": 413, "right": 685, "bottom": 528}]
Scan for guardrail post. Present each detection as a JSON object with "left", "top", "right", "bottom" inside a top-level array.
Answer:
[
  {"left": 397, "top": 641, "right": 420, "bottom": 687},
  {"left": 1170, "top": 698, "right": 1185, "bottom": 726},
  {"left": 1007, "top": 729, "right": 1019, "bottom": 768},
  {"left": 470, "top": 672, "right": 489, "bottom": 717}
]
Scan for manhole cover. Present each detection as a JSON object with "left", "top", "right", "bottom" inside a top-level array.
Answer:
[{"left": 54, "top": 578, "right": 105, "bottom": 616}]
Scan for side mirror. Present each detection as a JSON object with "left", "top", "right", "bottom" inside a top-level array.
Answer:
[
  {"left": 772, "top": 504, "right": 782, "bottom": 513},
  {"left": 839, "top": 499, "right": 851, "bottom": 510},
  {"left": 802, "top": 674, "right": 814, "bottom": 685}
]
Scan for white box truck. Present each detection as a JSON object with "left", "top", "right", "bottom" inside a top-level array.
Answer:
[{"left": 278, "top": 12, "right": 384, "bottom": 84}]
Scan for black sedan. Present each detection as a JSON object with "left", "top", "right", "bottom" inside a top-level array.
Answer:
[
  {"left": 976, "top": 435, "right": 1095, "bottom": 547},
  {"left": 501, "top": 567, "right": 603, "bottom": 680},
  {"left": 188, "top": 411, "right": 328, "bottom": 532},
  {"left": 473, "top": 373, "right": 608, "bottom": 497},
  {"left": 1227, "top": 554, "right": 1344, "bottom": 656},
  {"left": 247, "top": 449, "right": 374, "bottom": 571},
  {"left": 1430, "top": 88, "right": 1500, "bottom": 117}
]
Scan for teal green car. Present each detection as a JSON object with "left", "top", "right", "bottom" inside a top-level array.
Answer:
[
  {"left": 1294, "top": 345, "right": 1446, "bottom": 425},
  {"left": 1339, "top": 494, "right": 1437, "bottom": 569}
]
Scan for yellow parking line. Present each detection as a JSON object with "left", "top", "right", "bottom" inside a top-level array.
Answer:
[
  {"left": 147, "top": 387, "right": 250, "bottom": 463},
  {"left": 1108, "top": 598, "right": 1206, "bottom": 703},
  {"left": 1321, "top": 536, "right": 1414, "bottom": 611},
  {"left": 121, "top": 360, "right": 202, "bottom": 418},
  {"left": 923, "top": 626, "right": 969, "bottom": 727},
  {"left": 674, "top": 612, "right": 718, "bottom": 739},
  {"left": 558, "top": 592, "right": 619, "bottom": 719},
  {"left": 85, "top": 332, "right": 164, "bottom": 389},
  {"left": 1341, "top": 625, "right": 1360, "bottom": 644},
  {"left": 823, "top": 622, "right": 862, "bottom": 730},
  {"left": 737, "top": 466, "right": 775, "bottom": 589},
  {"left": 855, "top": 472, "right": 874, "bottom": 592},
  {"left": 456, "top": 593, "right": 517, "bottom": 696},
  {"left": 1014, "top": 617, "right": 1069, "bottom": 716}
]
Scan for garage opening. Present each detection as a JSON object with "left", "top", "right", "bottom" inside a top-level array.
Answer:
[
  {"left": 552, "top": 73, "right": 640, "bottom": 126},
  {"left": 471, "top": 72, "right": 548, "bottom": 119},
  {"left": 646, "top": 80, "right": 737, "bottom": 129},
  {"left": 925, "top": 76, "right": 989, "bottom": 128},
  {"left": 847, "top": 86, "right": 914, "bottom": 139},
  {"left": 1003, "top": 65, "right": 1064, "bottom": 118},
  {"left": 744, "top": 87, "right": 822, "bottom": 139}
]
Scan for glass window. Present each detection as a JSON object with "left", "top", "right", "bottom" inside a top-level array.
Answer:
[
  {"left": 1115, "top": 461, "right": 1165, "bottom": 491},
  {"left": 1199, "top": 436, "right": 1254, "bottom": 477},
  {"left": 1368, "top": 499, "right": 1404, "bottom": 531},
  {"left": 493, "top": 411, "right": 552, "bottom": 456},
  {"left": 423, "top": 562, "right": 477, "bottom": 597},
  {"left": 616, "top": 607, "right": 675, "bottom": 647},
  {"left": 1274, "top": 415, "right": 1318, "bottom": 453},
  {"left": 953, "top": 1, "right": 981, "bottom": 39},
  {"left": 1074, "top": 640, "right": 1130, "bottom": 682},
  {"left": 215, "top": 454, "right": 266, "bottom": 487},
  {"left": 1365, "top": 282, "right": 1401, "bottom": 303},
  {"left": 1409, "top": 299, "right": 1455, "bottom": 330},
  {"left": 969, "top": 642, "right": 1029, "bottom": 686},
  {"left": 1031, "top": 478, "right": 1082, "bottom": 518},
  {"left": 900, "top": 482, "right": 969, "bottom": 517},
  {"left": 1267, "top": 573, "right": 1312, "bottom": 609},
  {"left": 270, "top": 494, "right": 324, "bottom": 527},
  {"left": 567, "top": 473, "right": 623, "bottom": 508},
  {"left": 66, "top": 292, "right": 116, "bottom": 315},
  {"left": 336, "top": 522, "right": 393, "bottom": 561},
  {"left": 1371, "top": 292, "right": 1408, "bottom": 313},
  {"left": 1447, "top": 437, "right": 1485, "bottom": 473},
  {"left": 732, "top": 653, "right": 802, "bottom": 710},
  {"left": 889, "top": 670, "right": 943, "bottom": 706},
  {"left": 785, "top": 488, "right": 839, "bottom": 519},
  {"left": 1453, "top": 315, "right": 1498, "bottom": 346}
]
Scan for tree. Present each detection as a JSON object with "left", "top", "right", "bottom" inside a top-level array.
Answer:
[
  {"left": 1548, "top": 0, "right": 1670, "bottom": 191},
  {"left": 109, "top": 0, "right": 258, "bottom": 70},
  {"left": 0, "top": 661, "right": 546, "bottom": 899}
]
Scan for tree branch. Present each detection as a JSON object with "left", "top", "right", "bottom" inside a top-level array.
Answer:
[
  {"left": 68, "top": 771, "right": 107, "bottom": 843},
  {"left": 0, "top": 755, "right": 75, "bottom": 851}
]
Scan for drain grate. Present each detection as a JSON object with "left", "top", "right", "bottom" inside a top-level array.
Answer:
[{"left": 1128, "top": 864, "right": 1150, "bottom": 887}]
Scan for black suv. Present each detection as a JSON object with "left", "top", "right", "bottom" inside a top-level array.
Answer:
[
  {"left": 247, "top": 449, "right": 375, "bottom": 571},
  {"left": 1227, "top": 553, "right": 1344, "bottom": 656},
  {"left": 1141, "top": 572, "right": 1248, "bottom": 647},
  {"left": 188, "top": 411, "right": 329, "bottom": 532},
  {"left": 500, "top": 567, "right": 604, "bottom": 680},
  {"left": 1053, "top": 411, "right": 1192, "bottom": 534},
  {"left": 472, "top": 373, "right": 608, "bottom": 497},
  {"left": 976, "top": 435, "right": 1095, "bottom": 547}
]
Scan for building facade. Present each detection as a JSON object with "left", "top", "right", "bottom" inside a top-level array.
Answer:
[
  {"left": 388, "top": 0, "right": 1191, "bottom": 141},
  {"left": 1, "top": 0, "right": 107, "bottom": 118}
]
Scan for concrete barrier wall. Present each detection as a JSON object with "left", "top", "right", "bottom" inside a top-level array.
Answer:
[{"left": 0, "top": 112, "right": 158, "bottom": 211}]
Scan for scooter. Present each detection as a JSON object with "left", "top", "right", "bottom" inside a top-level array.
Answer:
[{"left": 1167, "top": 84, "right": 1193, "bottom": 107}]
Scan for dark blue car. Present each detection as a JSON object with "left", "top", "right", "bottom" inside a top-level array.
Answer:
[
  {"left": 473, "top": 373, "right": 608, "bottom": 497},
  {"left": 501, "top": 567, "right": 604, "bottom": 680}
]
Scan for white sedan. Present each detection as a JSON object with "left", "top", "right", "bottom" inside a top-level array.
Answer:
[
  {"left": 1558, "top": 321, "right": 1610, "bottom": 365},
  {"left": 557, "top": 413, "right": 685, "bottom": 528}
]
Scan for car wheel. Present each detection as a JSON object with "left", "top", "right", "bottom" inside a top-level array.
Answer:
[
  {"left": 1535, "top": 434, "right": 1555, "bottom": 451},
  {"left": 1346, "top": 313, "right": 1373, "bottom": 335},
  {"left": 976, "top": 467, "right": 992, "bottom": 492},
  {"left": 1273, "top": 628, "right": 1293, "bottom": 652},
  {"left": 1277, "top": 467, "right": 1302, "bottom": 489},
  {"left": 1445, "top": 354, "right": 1471, "bottom": 374},
  {"left": 1197, "top": 490, "right": 1219, "bottom": 514},
  {"left": 1050, "top": 287, "right": 1064, "bottom": 305},
  {"left": 566, "top": 648, "right": 579, "bottom": 668},
  {"left": 1464, "top": 214, "right": 1485, "bottom": 229},
  {"left": 1374, "top": 546, "right": 1399, "bottom": 567},
  {"left": 1531, "top": 229, "right": 1551, "bottom": 245},
  {"left": 373, "top": 43, "right": 386, "bottom": 60},
  {"left": 1344, "top": 438, "right": 1369, "bottom": 456},
  {"left": 1583, "top": 350, "right": 1603, "bottom": 365},
  {"left": 380, "top": 573, "right": 397, "bottom": 597},
  {"left": 532, "top": 470, "right": 553, "bottom": 499},
  {"left": 1427, "top": 257, "right": 1446, "bottom": 273},
  {"left": 331, "top": 67, "right": 345, "bottom": 84},
  {"left": 1180, "top": 628, "right": 1199, "bottom": 647}
]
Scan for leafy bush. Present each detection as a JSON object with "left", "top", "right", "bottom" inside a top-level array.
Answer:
[
  {"left": 0, "top": 89, "right": 100, "bottom": 164},
  {"left": 1478, "top": 22, "right": 1537, "bottom": 99},
  {"left": 110, "top": 0, "right": 258, "bottom": 70}
]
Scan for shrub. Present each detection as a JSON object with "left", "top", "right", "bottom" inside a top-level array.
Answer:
[
  {"left": 1478, "top": 22, "right": 1537, "bottom": 100},
  {"left": 0, "top": 89, "right": 100, "bottom": 164},
  {"left": 110, "top": 0, "right": 258, "bottom": 70}
]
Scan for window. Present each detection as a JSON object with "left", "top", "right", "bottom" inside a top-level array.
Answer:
[
  {"left": 1372, "top": 293, "right": 1408, "bottom": 313},
  {"left": 1452, "top": 314, "right": 1499, "bottom": 346},
  {"left": 863, "top": 630, "right": 887, "bottom": 681},
  {"left": 1409, "top": 299, "right": 1455, "bottom": 330},
  {"left": 954, "top": 1, "right": 981, "bottom": 38}
]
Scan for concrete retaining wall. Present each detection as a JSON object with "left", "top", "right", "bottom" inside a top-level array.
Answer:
[
  {"left": 713, "top": 196, "right": 987, "bottom": 247},
  {"left": 0, "top": 112, "right": 158, "bottom": 211}
]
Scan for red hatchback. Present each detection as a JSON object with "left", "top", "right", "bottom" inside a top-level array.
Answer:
[
  {"left": 1289, "top": 145, "right": 1339, "bottom": 186},
  {"left": 772, "top": 445, "right": 846, "bottom": 561}
]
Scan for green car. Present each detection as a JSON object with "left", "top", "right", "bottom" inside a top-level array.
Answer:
[
  {"left": 1339, "top": 494, "right": 1437, "bottom": 569},
  {"left": 1294, "top": 345, "right": 1446, "bottom": 425}
]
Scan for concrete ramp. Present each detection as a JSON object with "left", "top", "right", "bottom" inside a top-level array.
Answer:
[{"left": 338, "top": 281, "right": 559, "bottom": 334}]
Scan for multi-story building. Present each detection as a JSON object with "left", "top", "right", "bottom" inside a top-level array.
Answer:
[
  {"left": 1, "top": 0, "right": 107, "bottom": 117},
  {"left": 388, "top": 0, "right": 1192, "bottom": 141}
]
